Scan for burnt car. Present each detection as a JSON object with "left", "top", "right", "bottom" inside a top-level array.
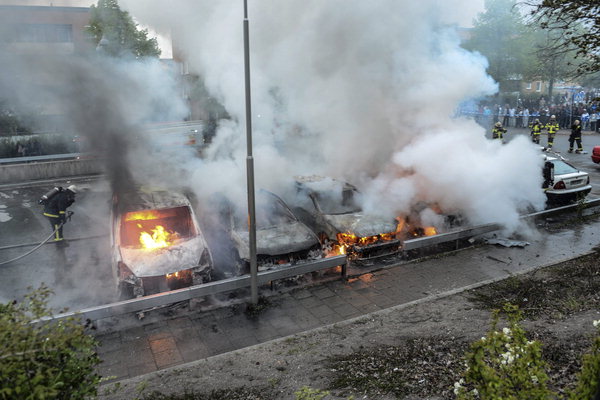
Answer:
[
  {"left": 111, "top": 187, "right": 213, "bottom": 298},
  {"left": 288, "top": 176, "right": 402, "bottom": 260},
  {"left": 209, "top": 189, "right": 322, "bottom": 274}
]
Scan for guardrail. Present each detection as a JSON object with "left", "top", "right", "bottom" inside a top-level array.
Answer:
[
  {"left": 0, "top": 153, "right": 92, "bottom": 165},
  {"left": 42, "top": 255, "right": 347, "bottom": 323}
]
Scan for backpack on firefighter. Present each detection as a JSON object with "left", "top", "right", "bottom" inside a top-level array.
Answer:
[{"left": 38, "top": 187, "right": 63, "bottom": 205}]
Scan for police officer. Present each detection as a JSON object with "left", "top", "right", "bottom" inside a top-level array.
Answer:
[
  {"left": 568, "top": 120, "right": 583, "bottom": 154},
  {"left": 530, "top": 118, "right": 542, "bottom": 144},
  {"left": 43, "top": 185, "right": 76, "bottom": 244},
  {"left": 492, "top": 122, "right": 507, "bottom": 140},
  {"left": 545, "top": 115, "right": 560, "bottom": 150}
]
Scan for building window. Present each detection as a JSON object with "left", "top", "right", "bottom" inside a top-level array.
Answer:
[
  {"left": 12, "top": 24, "right": 73, "bottom": 43},
  {"left": 536, "top": 81, "right": 542, "bottom": 92},
  {"left": 526, "top": 82, "right": 532, "bottom": 90}
]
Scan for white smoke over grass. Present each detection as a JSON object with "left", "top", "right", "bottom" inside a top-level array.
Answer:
[{"left": 122, "top": 0, "right": 546, "bottom": 233}]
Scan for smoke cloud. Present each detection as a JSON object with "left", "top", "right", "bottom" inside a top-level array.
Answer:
[{"left": 120, "top": 0, "right": 545, "bottom": 233}]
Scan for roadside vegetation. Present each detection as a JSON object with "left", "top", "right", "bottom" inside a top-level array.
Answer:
[
  {"left": 318, "top": 252, "right": 600, "bottom": 399},
  {"left": 0, "top": 285, "right": 101, "bottom": 400}
]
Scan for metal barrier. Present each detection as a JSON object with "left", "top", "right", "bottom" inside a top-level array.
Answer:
[
  {"left": 42, "top": 255, "right": 346, "bottom": 323},
  {"left": 0, "top": 152, "right": 90, "bottom": 165}
]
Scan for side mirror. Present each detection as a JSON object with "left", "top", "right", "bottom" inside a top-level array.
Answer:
[{"left": 542, "top": 161, "right": 554, "bottom": 188}]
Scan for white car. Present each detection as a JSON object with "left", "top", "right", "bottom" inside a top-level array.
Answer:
[
  {"left": 543, "top": 156, "right": 592, "bottom": 204},
  {"left": 111, "top": 187, "right": 213, "bottom": 298}
]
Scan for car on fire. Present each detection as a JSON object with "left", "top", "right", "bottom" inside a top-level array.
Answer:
[
  {"left": 287, "top": 176, "right": 403, "bottom": 260},
  {"left": 543, "top": 155, "right": 592, "bottom": 204},
  {"left": 208, "top": 189, "right": 322, "bottom": 274},
  {"left": 110, "top": 187, "right": 213, "bottom": 298}
]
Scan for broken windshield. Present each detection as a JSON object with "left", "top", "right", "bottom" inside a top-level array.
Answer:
[{"left": 313, "top": 187, "right": 362, "bottom": 214}]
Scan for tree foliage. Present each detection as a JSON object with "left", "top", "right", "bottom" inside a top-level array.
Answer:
[
  {"left": 528, "top": 0, "right": 600, "bottom": 74},
  {"left": 87, "top": 0, "right": 161, "bottom": 58},
  {"left": 462, "top": 0, "right": 538, "bottom": 90},
  {"left": 0, "top": 286, "right": 101, "bottom": 400}
]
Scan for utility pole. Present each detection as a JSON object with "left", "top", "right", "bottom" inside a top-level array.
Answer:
[{"left": 243, "top": 0, "right": 258, "bottom": 304}]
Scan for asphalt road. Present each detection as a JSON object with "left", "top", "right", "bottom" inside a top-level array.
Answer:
[
  {"left": 1, "top": 127, "right": 600, "bottom": 313},
  {"left": 0, "top": 177, "right": 116, "bottom": 310}
]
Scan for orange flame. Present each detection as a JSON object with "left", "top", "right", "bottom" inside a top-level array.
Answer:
[
  {"left": 424, "top": 226, "right": 437, "bottom": 236},
  {"left": 138, "top": 224, "right": 176, "bottom": 250},
  {"left": 125, "top": 210, "right": 162, "bottom": 221},
  {"left": 324, "top": 216, "right": 438, "bottom": 257}
]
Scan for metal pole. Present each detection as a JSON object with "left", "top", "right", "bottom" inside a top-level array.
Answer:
[{"left": 243, "top": 0, "right": 258, "bottom": 304}]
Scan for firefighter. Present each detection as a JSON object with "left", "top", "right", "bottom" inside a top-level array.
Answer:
[
  {"left": 492, "top": 122, "right": 507, "bottom": 140},
  {"left": 545, "top": 115, "right": 560, "bottom": 150},
  {"left": 530, "top": 118, "right": 542, "bottom": 144},
  {"left": 42, "top": 185, "right": 76, "bottom": 244},
  {"left": 568, "top": 120, "right": 583, "bottom": 154}
]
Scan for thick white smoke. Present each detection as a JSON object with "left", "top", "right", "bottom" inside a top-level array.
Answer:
[{"left": 121, "top": 0, "right": 546, "bottom": 232}]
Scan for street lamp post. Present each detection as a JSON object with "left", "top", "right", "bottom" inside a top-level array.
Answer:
[{"left": 243, "top": 0, "right": 258, "bottom": 304}]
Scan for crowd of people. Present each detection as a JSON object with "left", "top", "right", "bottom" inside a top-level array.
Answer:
[{"left": 466, "top": 99, "right": 600, "bottom": 133}]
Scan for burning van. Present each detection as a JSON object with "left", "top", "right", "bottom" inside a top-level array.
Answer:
[
  {"left": 111, "top": 188, "right": 213, "bottom": 298},
  {"left": 289, "top": 176, "right": 403, "bottom": 260},
  {"left": 210, "top": 190, "right": 322, "bottom": 274}
]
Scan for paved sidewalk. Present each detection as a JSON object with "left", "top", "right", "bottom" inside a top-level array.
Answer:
[{"left": 95, "top": 219, "right": 600, "bottom": 382}]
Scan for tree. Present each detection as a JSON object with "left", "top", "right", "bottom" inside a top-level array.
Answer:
[
  {"left": 87, "top": 0, "right": 161, "bottom": 58},
  {"left": 528, "top": 0, "right": 600, "bottom": 75},
  {"left": 462, "top": 0, "right": 538, "bottom": 92},
  {"left": 529, "top": 26, "right": 582, "bottom": 100},
  {"left": 0, "top": 286, "right": 101, "bottom": 399}
]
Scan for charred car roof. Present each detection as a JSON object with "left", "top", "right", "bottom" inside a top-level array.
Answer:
[{"left": 115, "top": 187, "right": 192, "bottom": 214}]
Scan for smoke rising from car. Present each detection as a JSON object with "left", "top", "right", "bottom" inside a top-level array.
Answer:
[
  {"left": 124, "top": 0, "right": 545, "bottom": 233},
  {"left": 0, "top": 39, "right": 187, "bottom": 303}
]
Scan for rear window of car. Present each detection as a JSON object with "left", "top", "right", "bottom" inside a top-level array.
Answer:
[{"left": 551, "top": 160, "right": 579, "bottom": 175}]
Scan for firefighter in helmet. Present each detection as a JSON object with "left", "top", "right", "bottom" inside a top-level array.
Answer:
[
  {"left": 568, "top": 119, "right": 583, "bottom": 154},
  {"left": 492, "top": 121, "right": 507, "bottom": 140},
  {"left": 42, "top": 185, "right": 76, "bottom": 244},
  {"left": 530, "top": 118, "right": 542, "bottom": 144},
  {"left": 545, "top": 115, "right": 560, "bottom": 150}
]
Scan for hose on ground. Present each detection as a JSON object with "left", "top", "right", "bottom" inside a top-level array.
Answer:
[{"left": 0, "top": 212, "right": 72, "bottom": 266}]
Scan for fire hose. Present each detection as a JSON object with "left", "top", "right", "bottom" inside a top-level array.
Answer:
[{"left": 0, "top": 211, "right": 73, "bottom": 266}]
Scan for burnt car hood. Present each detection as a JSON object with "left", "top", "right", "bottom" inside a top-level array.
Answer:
[
  {"left": 120, "top": 236, "right": 208, "bottom": 277},
  {"left": 324, "top": 213, "right": 397, "bottom": 237},
  {"left": 232, "top": 221, "right": 319, "bottom": 260}
]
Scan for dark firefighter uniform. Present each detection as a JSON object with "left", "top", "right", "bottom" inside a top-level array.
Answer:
[
  {"left": 43, "top": 187, "right": 76, "bottom": 241},
  {"left": 530, "top": 120, "right": 542, "bottom": 144},
  {"left": 568, "top": 120, "right": 583, "bottom": 153},
  {"left": 545, "top": 117, "right": 560, "bottom": 150},
  {"left": 492, "top": 123, "right": 507, "bottom": 140}
]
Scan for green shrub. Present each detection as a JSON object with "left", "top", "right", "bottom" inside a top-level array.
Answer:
[
  {"left": 0, "top": 285, "right": 101, "bottom": 400},
  {"left": 455, "top": 304, "right": 600, "bottom": 399},
  {"left": 567, "top": 320, "right": 600, "bottom": 400},
  {"left": 454, "top": 304, "right": 554, "bottom": 399}
]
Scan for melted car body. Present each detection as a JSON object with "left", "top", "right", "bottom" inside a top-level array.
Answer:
[
  {"left": 289, "top": 176, "right": 401, "bottom": 260},
  {"left": 213, "top": 190, "right": 322, "bottom": 274},
  {"left": 111, "top": 187, "right": 212, "bottom": 297}
]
